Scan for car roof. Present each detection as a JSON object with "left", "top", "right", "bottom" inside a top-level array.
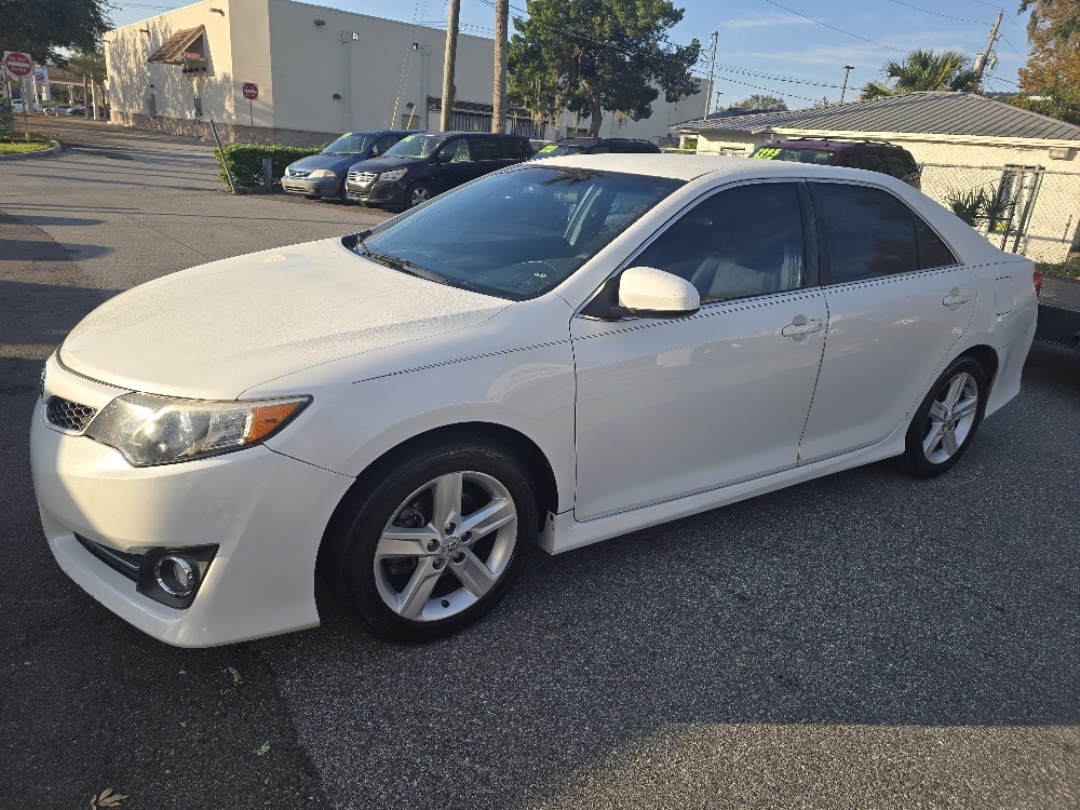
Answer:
[
  {"left": 530, "top": 152, "right": 912, "bottom": 183},
  {"left": 764, "top": 139, "right": 905, "bottom": 151}
]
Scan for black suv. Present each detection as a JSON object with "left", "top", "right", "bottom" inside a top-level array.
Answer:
[
  {"left": 345, "top": 131, "right": 535, "bottom": 209},
  {"left": 532, "top": 137, "right": 662, "bottom": 159},
  {"left": 750, "top": 139, "right": 921, "bottom": 189}
]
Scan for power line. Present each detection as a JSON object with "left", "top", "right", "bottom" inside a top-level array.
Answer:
[
  {"left": 761, "top": 0, "right": 905, "bottom": 52},
  {"left": 886, "top": 0, "right": 989, "bottom": 27},
  {"left": 998, "top": 33, "right": 1027, "bottom": 59},
  {"left": 967, "top": 0, "right": 1029, "bottom": 34}
]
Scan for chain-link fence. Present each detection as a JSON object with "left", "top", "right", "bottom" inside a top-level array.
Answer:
[{"left": 919, "top": 163, "right": 1080, "bottom": 266}]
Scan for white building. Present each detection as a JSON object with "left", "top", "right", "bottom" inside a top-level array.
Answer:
[{"left": 104, "top": 0, "right": 701, "bottom": 146}]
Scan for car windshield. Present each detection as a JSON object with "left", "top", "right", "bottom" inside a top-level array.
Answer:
[
  {"left": 534, "top": 143, "right": 587, "bottom": 158},
  {"left": 752, "top": 146, "right": 835, "bottom": 165},
  {"left": 322, "top": 133, "right": 378, "bottom": 156},
  {"left": 356, "top": 165, "right": 684, "bottom": 300},
  {"left": 382, "top": 134, "right": 445, "bottom": 160}
]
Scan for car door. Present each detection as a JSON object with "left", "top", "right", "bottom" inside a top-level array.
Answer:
[
  {"left": 798, "top": 181, "right": 977, "bottom": 463},
  {"left": 572, "top": 181, "right": 828, "bottom": 521},
  {"left": 428, "top": 137, "right": 474, "bottom": 194}
]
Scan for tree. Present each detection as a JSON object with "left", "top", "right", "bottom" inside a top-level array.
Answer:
[
  {"left": 492, "top": 0, "right": 509, "bottom": 133},
  {"left": 508, "top": 0, "right": 701, "bottom": 137},
  {"left": 859, "top": 49, "right": 980, "bottom": 100},
  {"left": 68, "top": 48, "right": 106, "bottom": 83},
  {"left": 0, "top": 0, "right": 110, "bottom": 65},
  {"left": 1019, "top": 0, "right": 1079, "bottom": 42},
  {"left": 1014, "top": 0, "right": 1080, "bottom": 125},
  {"left": 731, "top": 94, "right": 787, "bottom": 110}
]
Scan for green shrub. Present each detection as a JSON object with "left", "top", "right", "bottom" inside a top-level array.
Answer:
[{"left": 214, "top": 143, "right": 324, "bottom": 187}]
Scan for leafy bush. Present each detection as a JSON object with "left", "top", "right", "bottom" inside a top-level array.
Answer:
[
  {"left": 945, "top": 187, "right": 1015, "bottom": 231},
  {"left": 214, "top": 143, "right": 323, "bottom": 187}
]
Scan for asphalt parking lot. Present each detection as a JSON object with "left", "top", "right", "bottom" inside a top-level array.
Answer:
[{"left": 2, "top": 118, "right": 1078, "bottom": 810}]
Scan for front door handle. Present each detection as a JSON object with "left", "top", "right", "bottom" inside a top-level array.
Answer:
[{"left": 782, "top": 317, "right": 823, "bottom": 339}]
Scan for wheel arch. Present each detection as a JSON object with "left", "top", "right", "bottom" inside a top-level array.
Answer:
[
  {"left": 955, "top": 343, "right": 1000, "bottom": 391},
  {"left": 320, "top": 421, "right": 560, "bottom": 552}
]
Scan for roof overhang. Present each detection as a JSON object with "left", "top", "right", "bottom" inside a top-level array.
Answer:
[{"left": 147, "top": 26, "right": 206, "bottom": 66}]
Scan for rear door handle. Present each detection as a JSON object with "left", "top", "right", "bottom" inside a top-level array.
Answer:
[
  {"left": 942, "top": 291, "right": 970, "bottom": 308},
  {"left": 782, "top": 318, "right": 823, "bottom": 339}
]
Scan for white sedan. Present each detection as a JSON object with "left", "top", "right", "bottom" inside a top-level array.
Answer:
[{"left": 31, "top": 155, "right": 1038, "bottom": 645}]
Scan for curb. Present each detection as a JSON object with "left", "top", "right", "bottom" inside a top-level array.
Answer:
[{"left": 0, "top": 140, "right": 63, "bottom": 160}]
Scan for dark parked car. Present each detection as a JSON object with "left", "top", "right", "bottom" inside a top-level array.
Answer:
[
  {"left": 750, "top": 139, "right": 921, "bottom": 189},
  {"left": 345, "top": 131, "right": 535, "bottom": 209},
  {"left": 532, "top": 137, "right": 661, "bottom": 158},
  {"left": 281, "top": 130, "right": 414, "bottom": 201}
]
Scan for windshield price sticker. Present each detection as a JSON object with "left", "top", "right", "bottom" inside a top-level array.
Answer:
[{"left": 753, "top": 148, "right": 781, "bottom": 160}]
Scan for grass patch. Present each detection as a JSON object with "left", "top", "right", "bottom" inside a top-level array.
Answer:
[
  {"left": 0, "top": 131, "right": 53, "bottom": 154},
  {"left": 1036, "top": 262, "right": 1080, "bottom": 281}
]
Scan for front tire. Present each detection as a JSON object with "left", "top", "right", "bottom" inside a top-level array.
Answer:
[
  {"left": 902, "top": 357, "right": 987, "bottom": 478},
  {"left": 406, "top": 181, "right": 433, "bottom": 208},
  {"left": 319, "top": 435, "right": 537, "bottom": 642}
]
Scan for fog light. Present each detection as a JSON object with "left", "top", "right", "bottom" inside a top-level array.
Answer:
[
  {"left": 155, "top": 555, "right": 197, "bottom": 597},
  {"left": 136, "top": 545, "right": 218, "bottom": 609}
]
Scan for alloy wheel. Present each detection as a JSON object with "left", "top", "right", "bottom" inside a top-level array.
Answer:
[
  {"left": 373, "top": 471, "right": 518, "bottom": 622},
  {"left": 921, "top": 371, "right": 979, "bottom": 464}
]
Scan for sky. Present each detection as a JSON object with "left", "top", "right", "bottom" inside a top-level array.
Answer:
[{"left": 106, "top": 0, "right": 1036, "bottom": 109}]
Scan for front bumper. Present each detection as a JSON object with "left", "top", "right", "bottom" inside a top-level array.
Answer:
[
  {"left": 345, "top": 180, "right": 407, "bottom": 207},
  {"left": 281, "top": 176, "right": 340, "bottom": 197},
  {"left": 30, "top": 356, "right": 354, "bottom": 647}
]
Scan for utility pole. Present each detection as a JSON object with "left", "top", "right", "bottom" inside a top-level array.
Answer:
[
  {"left": 492, "top": 0, "right": 508, "bottom": 133},
  {"left": 702, "top": 30, "right": 718, "bottom": 120},
  {"left": 839, "top": 65, "right": 854, "bottom": 104},
  {"left": 440, "top": 0, "right": 461, "bottom": 131},
  {"left": 972, "top": 8, "right": 1003, "bottom": 82}
]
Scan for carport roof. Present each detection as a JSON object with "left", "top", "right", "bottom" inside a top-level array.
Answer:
[
  {"left": 675, "top": 92, "right": 1080, "bottom": 142},
  {"left": 147, "top": 26, "right": 205, "bottom": 65}
]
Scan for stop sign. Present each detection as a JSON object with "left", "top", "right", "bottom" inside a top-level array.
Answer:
[
  {"left": 242, "top": 82, "right": 258, "bottom": 100},
  {"left": 3, "top": 51, "right": 32, "bottom": 78}
]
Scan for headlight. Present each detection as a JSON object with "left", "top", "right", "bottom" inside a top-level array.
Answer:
[
  {"left": 85, "top": 393, "right": 311, "bottom": 467},
  {"left": 309, "top": 169, "right": 337, "bottom": 178},
  {"left": 380, "top": 169, "right": 408, "bottom": 182}
]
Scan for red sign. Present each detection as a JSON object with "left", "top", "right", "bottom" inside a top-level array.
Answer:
[
  {"left": 3, "top": 51, "right": 32, "bottom": 78},
  {"left": 242, "top": 82, "right": 258, "bottom": 100}
]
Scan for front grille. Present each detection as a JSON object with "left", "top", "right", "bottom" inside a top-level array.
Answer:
[
  {"left": 46, "top": 396, "right": 98, "bottom": 433},
  {"left": 348, "top": 171, "right": 377, "bottom": 185},
  {"left": 75, "top": 533, "right": 142, "bottom": 581}
]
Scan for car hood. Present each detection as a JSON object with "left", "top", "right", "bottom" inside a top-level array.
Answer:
[
  {"left": 287, "top": 154, "right": 359, "bottom": 174},
  {"left": 347, "top": 156, "right": 422, "bottom": 174},
  {"left": 59, "top": 238, "right": 510, "bottom": 400}
]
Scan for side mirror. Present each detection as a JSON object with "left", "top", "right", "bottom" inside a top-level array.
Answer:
[
  {"left": 618, "top": 266, "right": 700, "bottom": 317},
  {"left": 435, "top": 151, "right": 453, "bottom": 164}
]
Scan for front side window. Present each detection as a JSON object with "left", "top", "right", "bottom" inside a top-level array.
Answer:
[
  {"left": 323, "top": 132, "right": 376, "bottom": 156},
  {"left": 812, "top": 183, "right": 920, "bottom": 282},
  {"left": 633, "top": 182, "right": 806, "bottom": 304},
  {"left": 383, "top": 133, "right": 445, "bottom": 160},
  {"left": 441, "top": 138, "right": 472, "bottom": 162},
  {"left": 357, "top": 166, "right": 684, "bottom": 300}
]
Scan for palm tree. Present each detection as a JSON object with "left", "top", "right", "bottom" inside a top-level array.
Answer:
[{"left": 859, "top": 49, "right": 980, "bottom": 100}]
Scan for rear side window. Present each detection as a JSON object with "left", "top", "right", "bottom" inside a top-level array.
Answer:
[
  {"left": 914, "top": 216, "right": 958, "bottom": 268},
  {"left": 838, "top": 151, "right": 863, "bottom": 169},
  {"left": 864, "top": 152, "right": 889, "bottom": 174},
  {"left": 890, "top": 151, "right": 920, "bottom": 182},
  {"left": 812, "top": 183, "right": 920, "bottom": 282},
  {"left": 472, "top": 136, "right": 504, "bottom": 161},
  {"left": 505, "top": 138, "right": 532, "bottom": 160}
]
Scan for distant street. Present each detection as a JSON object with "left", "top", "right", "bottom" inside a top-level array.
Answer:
[{"left": 1, "top": 117, "right": 1078, "bottom": 810}]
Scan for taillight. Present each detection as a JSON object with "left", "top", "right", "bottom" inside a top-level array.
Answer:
[{"left": 1033, "top": 271, "right": 1043, "bottom": 298}]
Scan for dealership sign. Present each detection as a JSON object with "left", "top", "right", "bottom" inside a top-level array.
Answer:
[{"left": 3, "top": 51, "right": 32, "bottom": 78}]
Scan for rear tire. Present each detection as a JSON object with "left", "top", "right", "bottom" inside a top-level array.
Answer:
[
  {"left": 318, "top": 434, "right": 537, "bottom": 642},
  {"left": 901, "top": 357, "right": 987, "bottom": 478}
]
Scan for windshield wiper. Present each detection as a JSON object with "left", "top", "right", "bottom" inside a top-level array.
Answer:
[{"left": 358, "top": 245, "right": 448, "bottom": 285}]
